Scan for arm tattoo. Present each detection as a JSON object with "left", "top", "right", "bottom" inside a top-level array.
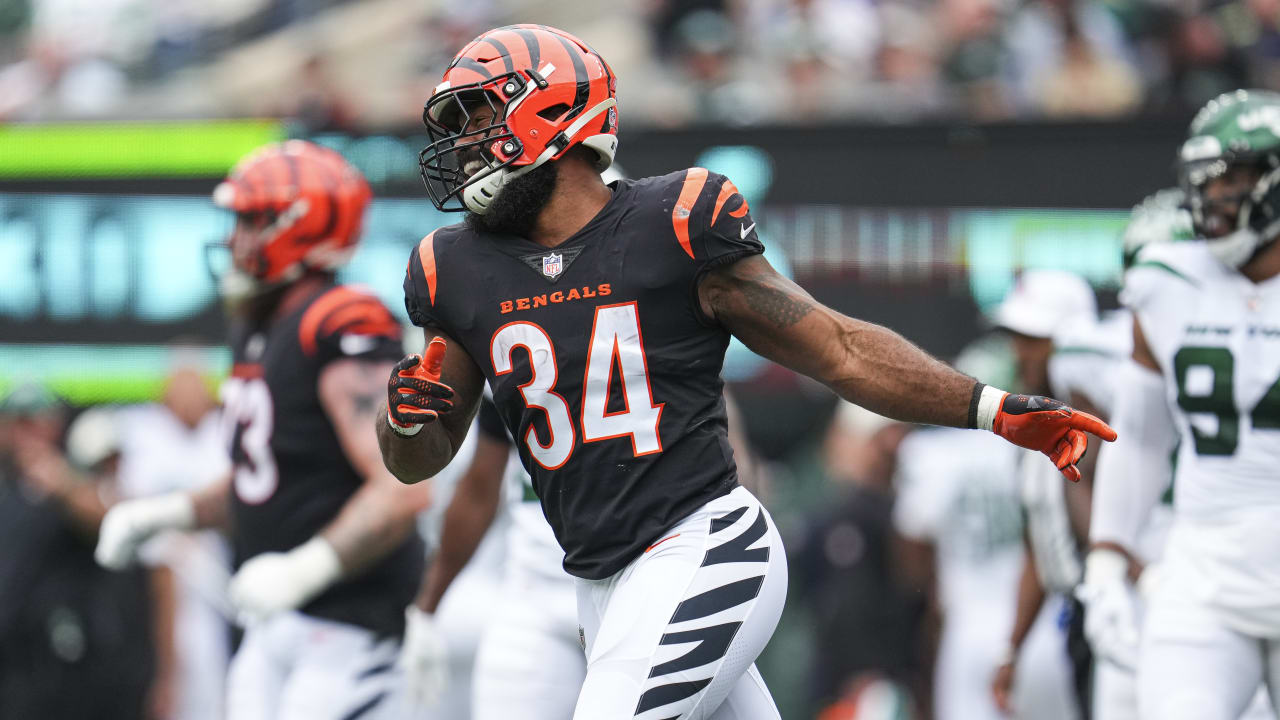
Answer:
[
  {"left": 737, "top": 276, "right": 814, "bottom": 328},
  {"left": 348, "top": 362, "right": 382, "bottom": 417},
  {"left": 350, "top": 391, "right": 379, "bottom": 416}
]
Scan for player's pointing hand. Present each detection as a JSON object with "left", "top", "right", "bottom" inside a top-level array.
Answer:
[
  {"left": 387, "top": 336, "right": 455, "bottom": 437},
  {"left": 973, "top": 385, "right": 1118, "bottom": 482}
]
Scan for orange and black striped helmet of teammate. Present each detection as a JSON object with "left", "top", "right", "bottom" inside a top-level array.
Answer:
[
  {"left": 211, "top": 140, "right": 372, "bottom": 298},
  {"left": 419, "top": 24, "right": 618, "bottom": 214}
]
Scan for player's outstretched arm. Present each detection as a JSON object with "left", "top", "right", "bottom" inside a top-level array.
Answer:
[
  {"left": 377, "top": 328, "right": 485, "bottom": 483},
  {"left": 700, "top": 255, "right": 1116, "bottom": 478}
]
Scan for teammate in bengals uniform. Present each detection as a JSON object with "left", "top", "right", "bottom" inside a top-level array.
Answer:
[
  {"left": 377, "top": 24, "right": 1117, "bottom": 720},
  {"left": 96, "top": 141, "right": 431, "bottom": 720}
]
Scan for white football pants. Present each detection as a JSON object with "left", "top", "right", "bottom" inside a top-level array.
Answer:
[
  {"left": 1139, "top": 578, "right": 1280, "bottom": 720},
  {"left": 225, "top": 611, "right": 406, "bottom": 720},
  {"left": 573, "top": 486, "right": 787, "bottom": 720},
  {"left": 472, "top": 564, "right": 586, "bottom": 720}
]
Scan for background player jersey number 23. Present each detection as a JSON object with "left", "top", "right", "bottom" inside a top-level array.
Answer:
[
  {"left": 491, "top": 301, "right": 664, "bottom": 470},
  {"left": 221, "top": 375, "right": 278, "bottom": 503}
]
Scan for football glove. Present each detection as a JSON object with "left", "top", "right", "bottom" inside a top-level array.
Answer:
[
  {"left": 387, "top": 337, "right": 454, "bottom": 436},
  {"left": 1075, "top": 549, "right": 1140, "bottom": 670},
  {"left": 96, "top": 492, "right": 196, "bottom": 570},
  {"left": 974, "top": 385, "right": 1118, "bottom": 482},
  {"left": 228, "top": 536, "right": 343, "bottom": 624},
  {"left": 401, "top": 606, "right": 449, "bottom": 708}
]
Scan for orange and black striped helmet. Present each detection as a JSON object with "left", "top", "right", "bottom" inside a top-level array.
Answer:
[
  {"left": 419, "top": 24, "right": 618, "bottom": 214},
  {"left": 212, "top": 140, "right": 372, "bottom": 291}
]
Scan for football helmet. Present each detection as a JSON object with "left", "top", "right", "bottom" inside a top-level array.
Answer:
[
  {"left": 211, "top": 140, "right": 372, "bottom": 299},
  {"left": 418, "top": 24, "right": 618, "bottom": 214},
  {"left": 1178, "top": 89, "right": 1280, "bottom": 268}
]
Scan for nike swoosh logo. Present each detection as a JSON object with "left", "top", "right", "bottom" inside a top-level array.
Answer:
[{"left": 740, "top": 222, "right": 756, "bottom": 240}]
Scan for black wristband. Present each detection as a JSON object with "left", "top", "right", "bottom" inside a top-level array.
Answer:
[{"left": 967, "top": 381, "right": 986, "bottom": 429}]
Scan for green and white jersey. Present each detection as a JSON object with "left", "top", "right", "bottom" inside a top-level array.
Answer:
[{"left": 1122, "top": 240, "right": 1280, "bottom": 633}]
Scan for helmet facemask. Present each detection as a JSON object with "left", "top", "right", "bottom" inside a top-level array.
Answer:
[
  {"left": 419, "top": 71, "right": 536, "bottom": 215},
  {"left": 1181, "top": 151, "right": 1280, "bottom": 268}
]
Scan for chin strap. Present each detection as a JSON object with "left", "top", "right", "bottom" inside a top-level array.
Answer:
[
  {"left": 463, "top": 98, "right": 618, "bottom": 215},
  {"left": 1212, "top": 167, "right": 1280, "bottom": 268}
]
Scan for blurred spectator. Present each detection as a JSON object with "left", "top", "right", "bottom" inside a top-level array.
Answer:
[
  {"left": 748, "top": 0, "right": 882, "bottom": 120},
  {"left": 0, "top": 0, "right": 1277, "bottom": 125},
  {"left": 790, "top": 402, "right": 920, "bottom": 712},
  {"left": 1002, "top": 0, "right": 1142, "bottom": 116},
  {"left": 117, "top": 365, "right": 233, "bottom": 720},
  {"left": 280, "top": 54, "right": 358, "bottom": 132},
  {"left": 936, "top": 0, "right": 1010, "bottom": 118},
  {"left": 657, "top": 9, "right": 775, "bottom": 126},
  {"left": 0, "top": 387, "right": 155, "bottom": 720}
]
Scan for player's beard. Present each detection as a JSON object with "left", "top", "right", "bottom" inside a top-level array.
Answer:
[{"left": 465, "top": 160, "right": 558, "bottom": 239}]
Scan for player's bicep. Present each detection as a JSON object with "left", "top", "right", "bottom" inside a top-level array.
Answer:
[
  {"left": 420, "top": 327, "right": 485, "bottom": 456},
  {"left": 698, "top": 254, "right": 831, "bottom": 371},
  {"left": 318, "top": 357, "right": 400, "bottom": 480}
]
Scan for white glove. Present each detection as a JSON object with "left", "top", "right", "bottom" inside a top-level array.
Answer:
[
  {"left": 401, "top": 605, "right": 449, "bottom": 708},
  {"left": 228, "top": 537, "right": 343, "bottom": 624},
  {"left": 1075, "top": 549, "right": 1140, "bottom": 671},
  {"left": 95, "top": 493, "right": 196, "bottom": 570}
]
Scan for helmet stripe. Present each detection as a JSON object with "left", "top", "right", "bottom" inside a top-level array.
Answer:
[
  {"left": 673, "top": 168, "right": 709, "bottom": 259},
  {"left": 549, "top": 32, "right": 590, "bottom": 120},
  {"left": 479, "top": 36, "right": 514, "bottom": 75},
  {"left": 510, "top": 27, "right": 541, "bottom": 70},
  {"left": 451, "top": 56, "right": 493, "bottom": 80}
]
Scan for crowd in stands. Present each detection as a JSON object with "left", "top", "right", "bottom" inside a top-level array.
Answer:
[{"left": 0, "top": 0, "right": 1276, "bottom": 127}]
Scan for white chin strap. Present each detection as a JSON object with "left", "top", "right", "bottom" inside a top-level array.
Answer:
[
  {"left": 1212, "top": 185, "right": 1280, "bottom": 269},
  {"left": 1208, "top": 229, "right": 1264, "bottom": 269},
  {"left": 220, "top": 269, "right": 261, "bottom": 305},
  {"left": 463, "top": 97, "right": 618, "bottom": 215}
]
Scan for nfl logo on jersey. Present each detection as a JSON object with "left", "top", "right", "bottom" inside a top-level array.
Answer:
[{"left": 542, "top": 253, "right": 563, "bottom": 279}]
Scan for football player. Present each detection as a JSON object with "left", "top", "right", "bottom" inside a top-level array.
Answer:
[
  {"left": 95, "top": 141, "right": 431, "bottom": 720},
  {"left": 1086, "top": 89, "right": 1280, "bottom": 720},
  {"left": 379, "top": 24, "right": 1116, "bottom": 720}
]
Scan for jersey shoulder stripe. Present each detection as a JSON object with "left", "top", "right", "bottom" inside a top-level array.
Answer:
[
  {"left": 298, "top": 285, "right": 399, "bottom": 356},
  {"left": 1122, "top": 242, "right": 1212, "bottom": 314},
  {"left": 672, "top": 167, "right": 709, "bottom": 258},
  {"left": 416, "top": 230, "right": 439, "bottom": 306},
  {"left": 651, "top": 167, "right": 762, "bottom": 266},
  {"left": 711, "top": 177, "right": 749, "bottom": 225}
]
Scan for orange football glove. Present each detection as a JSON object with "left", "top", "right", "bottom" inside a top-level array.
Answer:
[
  {"left": 387, "top": 337, "right": 454, "bottom": 435},
  {"left": 980, "top": 388, "right": 1118, "bottom": 482}
]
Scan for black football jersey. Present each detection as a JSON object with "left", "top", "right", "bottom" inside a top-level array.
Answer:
[
  {"left": 225, "top": 282, "right": 423, "bottom": 637},
  {"left": 404, "top": 168, "right": 764, "bottom": 579}
]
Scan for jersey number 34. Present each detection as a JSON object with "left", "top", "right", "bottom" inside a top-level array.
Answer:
[{"left": 491, "top": 302, "right": 664, "bottom": 470}]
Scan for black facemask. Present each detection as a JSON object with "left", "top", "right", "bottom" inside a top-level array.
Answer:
[{"left": 465, "top": 160, "right": 559, "bottom": 238}]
